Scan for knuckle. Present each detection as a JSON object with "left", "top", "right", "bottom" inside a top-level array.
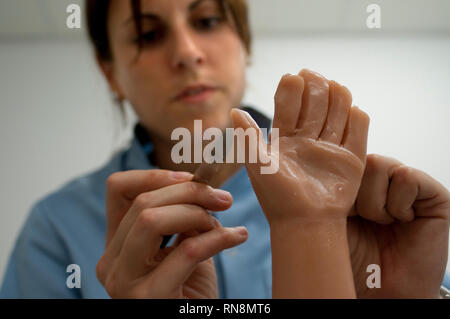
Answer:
[
  {"left": 102, "top": 262, "right": 143, "bottom": 299},
  {"left": 365, "top": 154, "right": 404, "bottom": 176},
  {"left": 134, "top": 193, "right": 152, "bottom": 210},
  {"left": 137, "top": 208, "right": 161, "bottom": 231},
  {"left": 392, "top": 165, "right": 413, "bottom": 183},
  {"left": 365, "top": 154, "right": 382, "bottom": 172},
  {"left": 219, "top": 228, "right": 236, "bottom": 243},
  {"left": 180, "top": 238, "right": 201, "bottom": 261},
  {"left": 186, "top": 181, "right": 200, "bottom": 194},
  {"left": 149, "top": 169, "right": 169, "bottom": 181},
  {"left": 106, "top": 172, "right": 123, "bottom": 190},
  {"left": 129, "top": 285, "right": 150, "bottom": 299},
  {"left": 192, "top": 205, "right": 210, "bottom": 220},
  {"left": 95, "top": 256, "right": 107, "bottom": 284},
  {"left": 365, "top": 154, "right": 393, "bottom": 176},
  {"left": 103, "top": 270, "right": 123, "bottom": 298},
  {"left": 104, "top": 277, "right": 119, "bottom": 298},
  {"left": 185, "top": 182, "right": 205, "bottom": 200}
]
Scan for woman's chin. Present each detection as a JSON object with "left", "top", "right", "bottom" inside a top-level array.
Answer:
[{"left": 173, "top": 113, "right": 229, "bottom": 133}]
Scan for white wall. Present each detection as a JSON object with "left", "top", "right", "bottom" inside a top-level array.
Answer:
[{"left": 1, "top": 33, "right": 450, "bottom": 282}]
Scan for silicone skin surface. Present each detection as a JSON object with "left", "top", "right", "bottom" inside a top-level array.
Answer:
[
  {"left": 231, "top": 69, "right": 370, "bottom": 298},
  {"left": 257, "top": 136, "right": 364, "bottom": 221},
  {"left": 231, "top": 69, "right": 369, "bottom": 224}
]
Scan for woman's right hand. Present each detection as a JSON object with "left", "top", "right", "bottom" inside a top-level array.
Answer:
[{"left": 96, "top": 170, "right": 248, "bottom": 298}]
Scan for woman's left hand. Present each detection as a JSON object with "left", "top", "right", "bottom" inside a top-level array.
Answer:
[{"left": 348, "top": 154, "right": 450, "bottom": 298}]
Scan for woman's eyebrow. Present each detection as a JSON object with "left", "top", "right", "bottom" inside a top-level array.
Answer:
[
  {"left": 189, "top": 0, "right": 213, "bottom": 11},
  {"left": 123, "top": 13, "right": 159, "bottom": 26},
  {"left": 122, "top": 0, "right": 216, "bottom": 26}
]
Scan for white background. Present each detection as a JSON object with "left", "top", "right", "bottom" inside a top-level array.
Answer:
[{"left": 1, "top": 0, "right": 450, "bottom": 285}]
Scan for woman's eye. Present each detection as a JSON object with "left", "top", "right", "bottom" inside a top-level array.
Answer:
[
  {"left": 135, "top": 29, "right": 164, "bottom": 45},
  {"left": 194, "top": 17, "right": 223, "bottom": 30}
]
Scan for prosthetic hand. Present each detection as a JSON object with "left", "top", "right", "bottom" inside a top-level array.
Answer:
[{"left": 231, "top": 69, "right": 370, "bottom": 298}]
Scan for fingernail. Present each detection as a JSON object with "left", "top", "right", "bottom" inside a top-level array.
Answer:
[
  {"left": 235, "top": 108, "right": 250, "bottom": 125},
  {"left": 213, "top": 188, "right": 231, "bottom": 202},
  {"left": 234, "top": 226, "right": 248, "bottom": 237},
  {"left": 240, "top": 110, "right": 252, "bottom": 126},
  {"left": 171, "top": 171, "right": 192, "bottom": 180},
  {"left": 240, "top": 110, "right": 258, "bottom": 128},
  {"left": 210, "top": 216, "right": 221, "bottom": 227}
]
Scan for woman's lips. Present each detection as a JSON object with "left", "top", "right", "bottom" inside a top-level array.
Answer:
[{"left": 175, "top": 85, "right": 217, "bottom": 103}]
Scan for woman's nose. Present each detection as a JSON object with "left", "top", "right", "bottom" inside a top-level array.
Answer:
[{"left": 169, "top": 27, "right": 205, "bottom": 71}]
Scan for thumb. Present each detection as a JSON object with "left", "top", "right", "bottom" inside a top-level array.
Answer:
[{"left": 230, "top": 108, "right": 269, "bottom": 173}]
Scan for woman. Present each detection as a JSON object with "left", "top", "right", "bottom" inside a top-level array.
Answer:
[{"left": 1, "top": 0, "right": 449, "bottom": 298}]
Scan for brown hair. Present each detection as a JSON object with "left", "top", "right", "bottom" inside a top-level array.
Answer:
[{"left": 85, "top": 0, "right": 252, "bottom": 62}]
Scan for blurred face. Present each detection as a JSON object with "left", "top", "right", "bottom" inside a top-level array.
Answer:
[{"left": 105, "top": 0, "right": 248, "bottom": 141}]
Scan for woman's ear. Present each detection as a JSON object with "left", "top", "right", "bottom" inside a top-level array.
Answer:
[{"left": 95, "top": 53, "right": 124, "bottom": 100}]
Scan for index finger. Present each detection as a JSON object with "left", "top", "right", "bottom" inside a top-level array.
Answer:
[{"left": 105, "top": 170, "right": 193, "bottom": 246}]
